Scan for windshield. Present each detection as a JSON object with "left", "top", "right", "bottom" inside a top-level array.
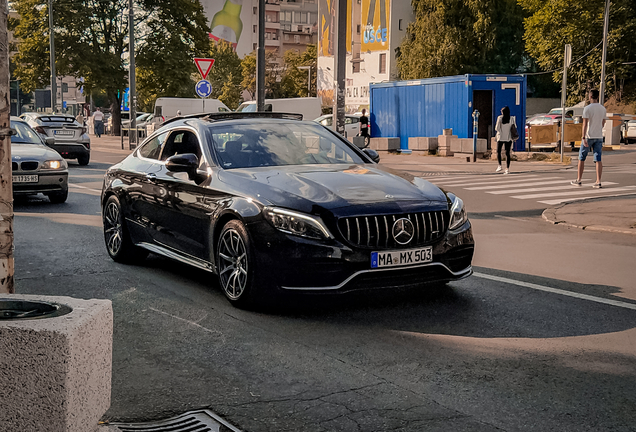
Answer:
[
  {"left": 11, "top": 121, "right": 43, "bottom": 144},
  {"left": 208, "top": 121, "right": 367, "bottom": 169},
  {"left": 236, "top": 103, "right": 257, "bottom": 113}
]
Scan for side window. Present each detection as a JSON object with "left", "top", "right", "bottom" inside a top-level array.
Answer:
[
  {"left": 160, "top": 130, "right": 202, "bottom": 161},
  {"left": 264, "top": 104, "right": 272, "bottom": 112},
  {"left": 345, "top": 117, "right": 352, "bottom": 125},
  {"left": 350, "top": 117, "right": 359, "bottom": 123},
  {"left": 138, "top": 132, "right": 168, "bottom": 160}
]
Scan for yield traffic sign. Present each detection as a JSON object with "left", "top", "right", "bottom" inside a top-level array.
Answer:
[{"left": 194, "top": 58, "right": 215, "bottom": 80}]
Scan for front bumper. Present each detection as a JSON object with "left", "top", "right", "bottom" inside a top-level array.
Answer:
[
  {"left": 13, "top": 171, "right": 69, "bottom": 195},
  {"left": 249, "top": 219, "right": 474, "bottom": 293}
]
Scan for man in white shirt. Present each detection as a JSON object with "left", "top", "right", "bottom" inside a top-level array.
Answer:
[
  {"left": 93, "top": 107, "right": 104, "bottom": 138},
  {"left": 571, "top": 89, "right": 606, "bottom": 188}
]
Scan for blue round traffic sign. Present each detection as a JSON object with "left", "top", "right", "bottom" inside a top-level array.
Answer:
[{"left": 195, "top": 80, "right": 212, "bottom": 98}]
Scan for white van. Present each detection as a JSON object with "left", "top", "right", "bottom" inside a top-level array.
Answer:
[
  {"left": 236, "top": 97, "right": 322, "bottom": 121},
  {"left": 153, "top": 98, "right": 231, "bottom": 122}
]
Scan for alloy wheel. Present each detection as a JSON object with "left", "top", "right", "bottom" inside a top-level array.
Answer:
[
  {"left": 218, "top": 228, "right": 248, "bottom": 300},
  {"left": 104, "top": 201, "right": 123, "bottom": 256}
]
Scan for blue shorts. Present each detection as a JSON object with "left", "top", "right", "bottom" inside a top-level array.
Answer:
[{"left": 579, "top": 138, "right": 603, "bottom": 162}]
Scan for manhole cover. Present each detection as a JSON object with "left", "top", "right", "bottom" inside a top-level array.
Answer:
[{"left": 110, "top": 409, "right": 242, "bottom": 432}]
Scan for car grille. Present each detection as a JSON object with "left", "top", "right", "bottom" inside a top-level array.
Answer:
[
  {"left": 442, "top": 245, "right": 475, "bottom": 273},
  {"left": 20, "top": 161, "right": 39, "bottom": 171},
  {"left": 12, "top": 162, "right": 18, "bottom": 171},
  {"left": 338, "top": 211, "right": 449, "bottom": 249}
]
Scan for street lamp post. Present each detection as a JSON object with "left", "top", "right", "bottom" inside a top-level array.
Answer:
[{"left": 48, "top": 0, "right": 56, "bottom": 112}]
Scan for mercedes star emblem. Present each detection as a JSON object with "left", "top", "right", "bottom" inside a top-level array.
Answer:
[{"left": 392, "top": 218, "right": 415, "bottom": 245}]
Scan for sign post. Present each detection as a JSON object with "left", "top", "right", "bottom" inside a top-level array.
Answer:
[{"left": 193, "top": 58, "right": 215, "bottom": 99}]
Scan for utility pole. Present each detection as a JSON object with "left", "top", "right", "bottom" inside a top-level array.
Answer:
[
  {"left": 128, "top": 0, "right": 137, "bottom": 148},
  {"left": 48, "top": 0, "right": 56, "bottom": 112},
  {"left": 332, "top": 0, "right": 346, "bottom": 135},
  {"left": 0, "top": 0, "right": 15, "bottom": 294},
  {"left": 599, "top": 0, "right": 610, "bottom": 104},
  {"left": 256, "top": 0, "right": 265, "bottom": 111},
  {"left": 560, "top": 44, "right": 572, "bottom": 163}
]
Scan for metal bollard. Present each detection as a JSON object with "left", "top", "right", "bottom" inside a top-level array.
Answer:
[{"left": 472, "top": 109, "right": 480, "bottom": 162}]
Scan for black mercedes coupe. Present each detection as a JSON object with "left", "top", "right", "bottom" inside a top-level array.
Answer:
[{"left": 101, "top": 113, "right": 474, "bottom": 307}]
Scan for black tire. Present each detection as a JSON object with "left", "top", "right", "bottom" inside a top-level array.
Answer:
[
  {"left": 216, "top": 219, "right": 259, "bottom": 308},
  {"left": 103, "top": 195, "right": 148, "bottom": 264},
  {"left": 77, "top": 154, "right": 90, "bottom": 166},
  {"left": 47, "top": 188, "right": 68, "bottom": 204}
]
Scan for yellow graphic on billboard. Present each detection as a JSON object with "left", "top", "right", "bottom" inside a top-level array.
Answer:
[
  {"left": 361, "top": 0, "right": 390, "bottom": 52},
  {"left": 318, "top": 0, "right": 352, "bottom": 57}
]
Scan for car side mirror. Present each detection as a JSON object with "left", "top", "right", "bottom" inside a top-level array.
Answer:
[
  {"left": 45, "top": 136, "right": 55, "bottom": 146},
  {"left": 166, "top": 153, "right": 199, "bottom": 180},
  {"left": 363, "top": 148, "right": 380, "bottom": 163}
]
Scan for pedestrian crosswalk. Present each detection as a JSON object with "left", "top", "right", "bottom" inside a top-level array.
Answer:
[{"left": 427, "top": 172, "right": 636, "bottom": 206}]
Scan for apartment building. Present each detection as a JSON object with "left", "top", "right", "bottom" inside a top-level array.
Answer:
[{"left": 317, "top": 0, "right": 414, "bottom": 112}]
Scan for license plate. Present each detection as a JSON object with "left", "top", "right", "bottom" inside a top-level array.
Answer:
[
  {"left": 13, "top": 175, "right": 38, "bottom": 183},
  {"left": 54, "top": 130, "right": 73, "bottom": 136},
  {"left": 371, "top": 246, "right": 432, "bottom": 269}
]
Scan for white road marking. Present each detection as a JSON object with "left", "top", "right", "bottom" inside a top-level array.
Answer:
[
  {"left": 431, "top": 175, "right": 541, "bottom": 186},
  {"left": 474, "top": 272, "right": 636, "bottom": 311},
  {"left": 512, "top": 185, "right": 636, "bottom": 200},
  {"left": 466, "top": 178, "right": 580, "bottom": 190},
  {"left": 69, "top": 183, "right": 102, "bottom": 193},
  {"left": 488, "top": 181, "right": 618, "bottom": 195},
  {"left": 539, "top": 191, "right": 636, "bottom": 205}
]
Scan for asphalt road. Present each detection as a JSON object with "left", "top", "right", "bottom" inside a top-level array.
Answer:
[{"left": 12, "top": 146, "right": 636, "bottom": 432}]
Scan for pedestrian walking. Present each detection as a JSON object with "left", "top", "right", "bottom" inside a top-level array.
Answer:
[
  {"left": 93, "top": 107, "right": 104, "bottom": 138},
  {"left": 495, "top": 106, "right": 516, "bottom": 174},
  {"left": 75, "top": 111, "right": 85, "bottom": 126},
  {"left": 571, "top": 89, "right": 606, "bottom": 188},
  {"left": 359, "top": 108, "right": 370, "bottom": 147}
]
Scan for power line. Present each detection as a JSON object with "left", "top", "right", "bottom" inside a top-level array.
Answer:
[{"left": 523, "top": 40, "right": 603, "bottom": 76}]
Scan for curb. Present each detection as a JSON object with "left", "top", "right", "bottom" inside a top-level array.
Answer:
[{"left": 542, "top": 195, "right": 636, "bottom": 235}]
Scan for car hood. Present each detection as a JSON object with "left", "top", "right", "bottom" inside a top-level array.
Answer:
[
  {"left": 218, "top": 164, "right": 449, "bottom": 214},
  {"left": 11, "top": 143, "right": 61, "bottom": 160}
]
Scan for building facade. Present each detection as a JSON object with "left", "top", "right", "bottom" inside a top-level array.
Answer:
[{"left": 317, "top": 0, "right": 413, "bottom": 112}]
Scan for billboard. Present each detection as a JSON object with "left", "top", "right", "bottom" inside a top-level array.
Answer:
[
  {"left": 318, "top": 0, "right": 352, "bottom": 57},
  {"left": 200, "top": 0, "right": 253, "bottom": 57},
  {"left": 361, "top": 0, "right": 390, "bottom": 52}
]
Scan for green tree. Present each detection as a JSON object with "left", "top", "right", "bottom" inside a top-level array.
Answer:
[
  {"left": 519, "top": 0, "right": 636, "bottom": 104},
  {"left": 281, "top": 44, "right": 317, "bottom": 98},
  {"left": 240, "top": 51, "right": 290, "bottom": 100},
  {"left": 397, "top": 0, "right": 525, "bottom": 80},
  {"left": 10, "top": 0, "right": 209, "bottom": 133},
  {"left": 136, "top": 0, "right": 210, "bottom": 112},
  {"left": 207, "top": 40, "right": 243, "bottom": 109}
]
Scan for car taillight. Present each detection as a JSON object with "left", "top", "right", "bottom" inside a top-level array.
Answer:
[
  {"left": 35, "top": 126, "right": 46, "bottom": 134},
  {"left": 85, "top": 142, "right": 90, "bottom": 149}
]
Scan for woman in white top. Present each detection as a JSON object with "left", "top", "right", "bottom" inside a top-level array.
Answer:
[{"left": 495, "top": 106, "right": 516, "bottom": 174}]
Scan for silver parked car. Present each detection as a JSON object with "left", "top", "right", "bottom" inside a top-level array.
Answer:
[
  {"left": 20, "top": 112, "right": 91, "bottom": 165},
  {"left": 11, "top": 117, "right": 69, "bottom": 203}
]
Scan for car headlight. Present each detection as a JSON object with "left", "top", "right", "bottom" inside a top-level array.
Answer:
[
  {"left": 43, "top": 160, "right": 66, "bottom": 170},
  {"left": 448, "top": 195, "right": 468, "bottom": 230},
  {"left": 264, "top": 207, "right": 332, "bottom": 240}
]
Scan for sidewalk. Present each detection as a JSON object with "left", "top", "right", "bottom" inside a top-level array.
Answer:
[{"left": 88, "top": 134, "right": 636, "bottom": 236}]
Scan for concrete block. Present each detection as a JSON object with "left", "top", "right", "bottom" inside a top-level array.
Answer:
[
  {"left": 0, "top": 294, "right": 113, "bottom": 432},
  {"left": 408, "top": 137, "right": 438, "bottom": 151},
  {"left": 352, "top": 136, "right": 367, "bottom": 148},
  {"left": 369, "top": 137, "right": 400, "bottom": 151},
  {"left": 437, "top": 133, "right": 457, "bottom": 157},
  {"left": 454, "top": 138, "right": 487, "bottom": 153}
]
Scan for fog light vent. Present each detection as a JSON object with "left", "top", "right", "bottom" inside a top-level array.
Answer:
[{"left": 109, "top": 409, "right": 242, "bottom": 432}]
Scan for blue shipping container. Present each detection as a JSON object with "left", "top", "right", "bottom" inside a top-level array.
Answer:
[{"left": 369, "top": 74, "right": 527, "bottom": 152}]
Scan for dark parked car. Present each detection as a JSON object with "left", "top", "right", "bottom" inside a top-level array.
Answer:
[
  {"left": 101, "top": 113, "right": 474, "bottom": 307},
  {"left": 20, "top": 113, "right": 91, "bottom": 165},
  {"left": 11, "top": 117, "right": 69, "bottom": 203}
]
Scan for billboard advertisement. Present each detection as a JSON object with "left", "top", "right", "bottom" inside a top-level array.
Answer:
[
  {"left": 361, "top": 0, "right": 390, "bottom": 52},
  {"left": 200, "top": 0, "right": 254, "bottom": 57},
  {"left": 318, "top": 0, "right": 352, "bottom": 57}
]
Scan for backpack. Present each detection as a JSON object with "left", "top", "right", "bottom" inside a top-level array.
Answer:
[{"left": 510, "top": 123, "right": 519, "bottom": 141}]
